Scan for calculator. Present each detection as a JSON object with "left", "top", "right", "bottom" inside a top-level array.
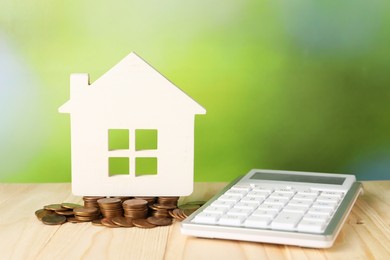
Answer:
[{"left": 181, "top": 169, "right": 363, "bottom": 248}]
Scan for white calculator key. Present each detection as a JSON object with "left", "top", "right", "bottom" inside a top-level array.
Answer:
[
  {"left": 312, "top": 201, "right": 338, "bottom": 210},
  {"left": 283, "top": 205, "right": 308, "bottom": 214},
  {"left": 227, "top": 208, "right": 252, "bottom": 217},
  {"left": 288, "top": 199, "right": 313, "bottom": 207},
  {"left": 210, "top": 200, "right": 235, "bottom": 209},
  {"left": 218, "top": 195, "right": 242, "bottom": 203},
  {"left": 225, "top": 189, "right": 248, "bottom": 198},
  {"left": 316, "top": 196, "right": 339, "bottom": 203},
  {"left": 234, "top": 201, "right": 259, "bottom": 210},
  {"left": 257, "top": 204, "right": 283, "bottom": 212},
  {"left": 218, "top": 215, "right": 246, "bottom": 226},
  {"left": 297, "top": 189, "right": 320, "bottom": 196},
  {"left": 307, "top": 207, "right": 334, "bottom": 216},
  {"left": 321, "top": 191, "right": 344, "bottom": 198},
  {"left": 244, "top": 216, "right": 272, "bottom": 228},
  {"left": 252, "top": 185, "right": 274, "bottom": 193},
  {"left": 297, "top": 220, "right": 326, "bottom": 233},
  {"left": 264, "top": 198, "right": 289, "bottom": 206},
  {"left": 303, "top": 213, "right": 329, "bottom": 222},
  {"left": 203, "top": 206, "right": 228, "bottom": 215},
  {"left": 271, "top": 212, "right": 303, "bottom": 231},
  {"left": 192, "top": 212, "right": 221, "bottom": 224},
  {"left": 230, "top": 184, "right": 252, "bottom": 192},
  {"left": 246, "top": 191, "right": 270, "bottom": 198},
  {"left": 274, "top": 188, "right": 296, "bottom": 195},
  {"left": 293, "top": 194, "right": 318, "bottom": 201},
  {"left": 251, "top": 209, "right": 278, "bottom": 218},
  {"left": 240, "top": 196, "right": 264, "bottom": 205},
  {"left": 269, "top": 192, "right": 294, "bottom": 200}
]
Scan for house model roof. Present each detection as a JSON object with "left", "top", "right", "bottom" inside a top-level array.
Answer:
[{"left": 59, "top": 52, "right": 206, "bottom": 116}]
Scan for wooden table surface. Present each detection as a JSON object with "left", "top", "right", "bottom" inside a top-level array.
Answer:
[{"left": 0, "top": 181, "right": 389, "bottom": 260}]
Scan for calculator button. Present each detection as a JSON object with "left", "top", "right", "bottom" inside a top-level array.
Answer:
[
  {"left": 234, "top": 202, "right": 259, "bottom": 210},
  {"left": 297, "top": 220, "right": 326, "bottom": 233},
  {"left": 240, "top": 196, "right": 264, "bottom": 205},
  {"left": 246, "top": 191, "right": 270, "bottom": 199},
  {"left": 227, "top": 208, "right": 253, "bottom": 217},
  {"left": 283, "top": 205, "right": 308, "bottom": 214},
  {"left": 297, "top": 189, "right": 320, "bottom": 196},
  {"left": 303, "top": 213, "right": 329, "bottom": 223},
  {"left": 218, "top": 215, "right": 246, "bottom": 226},
  {"left": 274, "top": 188, "right": 296, "bottom": 195},
  {"left": 271, "top": 212, "right": 303, "bottom": 231},
  {"left": 203, "top": 206, "right": 228, "bottom": 215},
  {"left": 252, "top": 185, "right": 274, "bottom": 193},
  {"left": 269, "top": 192, "right": 295, "bottom": 200},
  {"left": 316, "top": 196, "right": 340, "bottom": 204},
  {"left": 288, "top": 199, "right": 313, "bottom": 207},
  {"left": 312, "top": 201, "right": 338, "bottom": 210},
  {"left": 218, "top": 195, "right": 242, "bottom": 203},
  {"left": 264, "top": 198, "right": 289, "bottom": 206},
  {"left": 192, "top": 212, "right": 221, "bottom": 224},
  {"left": 244, "top": 216, "right": 272, "bottom": 228},
  {"left": 225, "top": 189, "right": 248, "bottom": 198},
  {"left": 210, "top": 200, "right": 235, "bottom": 209},
  {"left": 292, "top": 194, "right": 318, "bottom": 201},
  {"left": 307, "top": 207, "right": 334, "bottom": 216},
  {"left": 251, "top": 209, "right": 278, "bottom": 218},
  {"left": 257, "top": 204, "right": 283, "bottom": 212},
  {"left": 230, "top": 184, "right": 252, "bottom": 192},
  {"left": 321, "top": 191, "right": 344, "bottom": 198}
]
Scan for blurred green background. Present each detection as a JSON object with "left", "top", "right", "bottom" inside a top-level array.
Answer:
[{"left": 1, "top": 0, "right": 389, "bottom": 183}]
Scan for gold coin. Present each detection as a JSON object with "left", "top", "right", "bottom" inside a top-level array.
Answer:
[
  {"left": 73, "top": 207, "right": 99, "bottom": 216},
  {"left": 55, "top": 210, "right": 75, "bottom": 216},
  {"left": 146, "top": 216, "right": 172, "bottom": 226},
  {"left": 132, "top": 219, "right": 156, "bottom": 229},
  {"left": 67, "top": 217, "right": 81, "bottom": 223},
  {"left": 101, "top": 218, "right": 119, "bottom": 228},
  {"left": 35, "top": 209, "right": 55, "bottom": 221},
  {"left": 42, "top": 214, "right": 67, "bottom": 225},
  {"left": 111, "top": 217, "right": 134, "bottom": 227},
  {"left": 91, "top": 219, "right": 104, "bottom": 226},
  {"left": 44, "top": 204, "right": 66, "bottom": 211},
  {"left": 61, "top": 203, "right": 83, "bottom": 209}
]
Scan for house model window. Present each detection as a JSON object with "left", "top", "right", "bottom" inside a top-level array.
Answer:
[
  {"left": 108, "top": 129, "right": 158, "bottom": 177},
  {"left": 58, "top": 52, "right": 206, "bottom": 196}
]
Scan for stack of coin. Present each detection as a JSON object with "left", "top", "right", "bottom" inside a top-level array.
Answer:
[
  {"left": 83, "top": 196, "right": 105, "bottom": 208},
  {"left": 150, "top": 196, "right": 179, "bottom": 218},
  {"left": 134, "top": 196, "right": 156, "bottom": 205},
  {"left": 97, "top": 198, "right": 123, "bottom": 218},
  {"left": 157, "top": 197, "right": 179, "bottom": 207},
  {"left": 73, "top": 207, "right": 100, "bottom": 222},
  {"left": 122, "top": 199, "right": 148, "bottom": 219},
  {"left": 113, "top": 196, "right": 132, "bottom": 203}
]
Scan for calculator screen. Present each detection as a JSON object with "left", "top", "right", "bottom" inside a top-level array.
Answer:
[{"left": 250, "top": 172, "right": 346, "bottom": 185}]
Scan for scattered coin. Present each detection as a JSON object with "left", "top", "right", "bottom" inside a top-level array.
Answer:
[
  {"left": 61, "top": 203, "right": 83, "bottom": 209},
  {"left": 44, "top": 204, "right": 65, "bottom": 211},
  {"left": 42, "top": 214, "right": 67, "bottom": 225},
  {"left": 67, "top": 217, "right": 81, "bottom": 223},
  {"left": 101, "top": 218, "right": 119, "bottom": 228},
  {"left": 147, "top": 216, "right": 172, "bottom": 226},
  {"left": 91, "top": 219, "right": 104, "bottom": 226},
  {"left": 55, "top": 210, "right": 75, "bottom": 216},
  {"left": 35, "top": 209, "right": 55, "bottom": 221},
  {"left": 132, "top": 219, "right": 156, "bottom": 229},
  {"left": 111, "top": 217, "right": 134, "bottom": 227}
]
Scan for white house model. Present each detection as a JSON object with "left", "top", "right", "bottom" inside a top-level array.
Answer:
[{"left": 59, "top": 52, "right": 206, "bottom": 196}]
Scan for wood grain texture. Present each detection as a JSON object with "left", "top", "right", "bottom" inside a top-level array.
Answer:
[{"left": 0, "top": 181, "right": 389, "bottom": 260}]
